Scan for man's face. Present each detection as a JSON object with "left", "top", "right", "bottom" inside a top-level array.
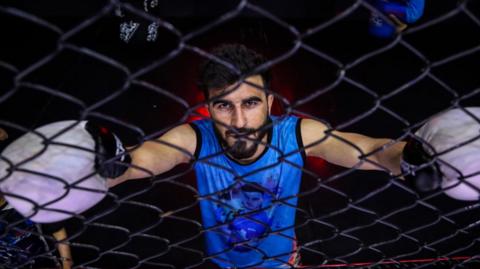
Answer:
[
  {"left": 242, "top": 191, "right": 263, "bottom": 210},
  {"left": 207, "top": 75, "right": 273, "bottom": 161}
]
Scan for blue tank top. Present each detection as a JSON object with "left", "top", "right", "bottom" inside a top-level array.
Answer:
[{"left": 191, "top": 115, "right": 305, "bottom": 268}]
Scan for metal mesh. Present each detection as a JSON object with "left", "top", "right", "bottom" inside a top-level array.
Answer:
[{"left": 0, "top": 0, "right": 479, "bottom": 268}]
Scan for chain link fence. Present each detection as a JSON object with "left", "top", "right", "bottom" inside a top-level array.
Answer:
[{"left": 0, "top": 0, "right": 479, "bottom": 268}]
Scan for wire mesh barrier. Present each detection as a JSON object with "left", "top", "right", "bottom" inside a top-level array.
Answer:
[{"left": 0, "top": 0, "right": 479, "bottom": 268}]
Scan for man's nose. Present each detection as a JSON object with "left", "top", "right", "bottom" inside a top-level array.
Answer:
[{"left": 231, "top": 106, "right": 247, "bottom": 129}]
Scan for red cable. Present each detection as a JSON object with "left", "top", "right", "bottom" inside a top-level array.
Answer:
[{"left": 298, "top": 256, "right": 472, "bottom": 268}]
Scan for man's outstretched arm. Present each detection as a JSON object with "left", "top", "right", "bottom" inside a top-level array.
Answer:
[
  {"left": 301, "top": 118, "right": 406, "bottom": 174},
  {"left": 106, "top": 124, "right": 197, "bottom": 187}
]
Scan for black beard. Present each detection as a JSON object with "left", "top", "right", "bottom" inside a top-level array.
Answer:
[{"left": 216, "top": 117, "right": 271, "bottom": 160}]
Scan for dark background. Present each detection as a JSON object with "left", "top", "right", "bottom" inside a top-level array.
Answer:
[{"left": 0, "top": 0, "right": 479, "bottom": 268}]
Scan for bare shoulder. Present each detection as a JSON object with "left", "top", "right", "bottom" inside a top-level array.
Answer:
[
  {"left": 300, "top": 118, "right": 329, "bottom": 155},
  {"left": 157, "top": 123, "right": 197, "bottom": 156},
  {"left": 165, "top": 123, "right": 196, "bottom": 138},
  {"left": 300, "top": 118, "right": 329, "bottom": 141}
]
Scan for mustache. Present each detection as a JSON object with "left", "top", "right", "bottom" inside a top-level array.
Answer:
[
  {"left": 224, "top": 117, "right": 272, "bottom": 139},
  {"left": 225, "top": 128, "right": 257, "bottom": 138}
]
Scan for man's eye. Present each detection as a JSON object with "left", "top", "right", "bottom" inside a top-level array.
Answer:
[
  {"left": 216, "top": 103, "right": 231, "bottom": 110},
  {"left": 244, "top": 100, "right": 258, "bottom": 107}
]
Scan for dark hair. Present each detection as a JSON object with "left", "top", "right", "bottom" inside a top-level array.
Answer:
[{"left": 197, "top": 43, "right": 271, "bottom": 99}]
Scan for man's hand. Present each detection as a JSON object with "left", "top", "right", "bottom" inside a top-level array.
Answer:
[
  {"left": 401, "top": 107, "right": 480, "bottom": 201},
  {"left": 85, "top": 121, "right": 131, "bottom": 179},
  {"left": 401, "top": 137, "right": 442, "bottom": 192},
  {"left": 0, "top": 121, "right": 109, "bottom": 223}
]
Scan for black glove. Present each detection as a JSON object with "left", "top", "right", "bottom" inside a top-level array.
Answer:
[
  {"left": 400, "top": 137, "right": 443, "bottom": 192},
  {"left": 85, "top": 121, "right": 131, "bottom": 179}
]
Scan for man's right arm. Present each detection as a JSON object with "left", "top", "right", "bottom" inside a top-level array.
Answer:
[{"left": 106, "top": 124, "right": 197, "bottom": 188}]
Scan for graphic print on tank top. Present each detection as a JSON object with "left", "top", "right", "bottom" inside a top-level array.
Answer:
[{"left": 212, "top": 174, "right": 281, "bottom": 252}]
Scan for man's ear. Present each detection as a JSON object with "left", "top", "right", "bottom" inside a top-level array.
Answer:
[
  {"left": 267, "top": 94, "right": 274, "bottom": 115},
  {"left": 205, "top": 103, "right": 211, "bottom": 115}
]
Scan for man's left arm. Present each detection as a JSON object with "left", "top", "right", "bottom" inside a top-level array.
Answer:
[{"left": 300, "top": 118, "right": 406, "bottom": 175}]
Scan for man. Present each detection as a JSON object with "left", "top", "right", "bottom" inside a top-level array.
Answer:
[{"left": 104, "top": 44, "right": 408, "bottom": 268}]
